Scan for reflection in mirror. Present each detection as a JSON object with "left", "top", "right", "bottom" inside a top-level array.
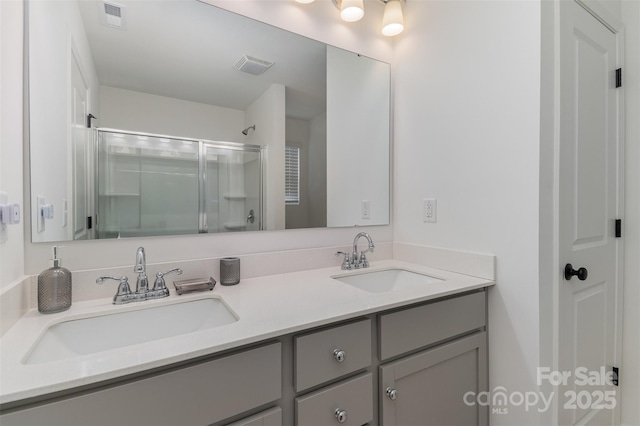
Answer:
[
  {"left": 28, "top": 0, "right": 390, "bottom": 242},
  {"left": 96, "top": 129, "right": 264, "bottom": 238}
]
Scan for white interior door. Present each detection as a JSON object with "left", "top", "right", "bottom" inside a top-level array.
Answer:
[
  {"left": 70, "top": 49, "right": 90, "bottom": 240},
  {"left": 558, "top": 1, "right": 623, "bottom": 425}
]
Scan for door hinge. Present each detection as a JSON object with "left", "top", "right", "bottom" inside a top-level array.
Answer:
[
  {"left": 615, "top": 68, "right": 622, "bottom": 88},
  {"left": 612, "top": 366, "right": 619, "bottom": 386},
  {"left": 615, "top": 219, "right": 622, "bottom": 238},
  {"left": 87, "top": 216, "right": 93, "bottom": 230}
]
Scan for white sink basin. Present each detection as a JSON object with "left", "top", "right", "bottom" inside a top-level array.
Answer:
[
  {"left": 24, "top": 297, "right": 238, "bottom": 364},
  {"left": 333, "top": 268, "right": 443, "bottom": 293}
]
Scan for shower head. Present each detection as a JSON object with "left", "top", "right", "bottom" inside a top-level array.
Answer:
[{"left": 242, "top": 125, "right": 256, "bottom": 135}]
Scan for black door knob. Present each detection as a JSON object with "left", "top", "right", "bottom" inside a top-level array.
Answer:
[{"left": 565, "top": 264, "right": 588, "bottom": 281}]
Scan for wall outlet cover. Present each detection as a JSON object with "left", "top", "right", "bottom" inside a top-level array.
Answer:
[{"left": 423, "top": 198, "right": 437, "bottom": 223}]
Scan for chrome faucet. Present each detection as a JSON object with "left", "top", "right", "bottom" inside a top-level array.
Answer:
[
  {"left": 96, "top": 247, "right": 182, "bottom": 304},
  {"left": 336, "top": 233, "right": 375, "bottom": 270},
  {"left": 134, "top": 247, "right": 148, "bottom": 294},
  {"left": 352, "top": 232, "right": 375, "bottom": 269}
]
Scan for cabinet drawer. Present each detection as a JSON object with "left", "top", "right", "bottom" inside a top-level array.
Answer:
[
  {"left": 295, "top": 373, "right": 373, "bottom": 426},
  {"left": 1, "top": 342, "right": 281, "bottom": 426},
  {"left": 294, "top": 318, "right": 371, "bottom": 392},
  {"left": 226, "top": 406, "right": 282, "bottom": 426},
  {"left": 379, "top": 291, "right": 486, "bottom": 360}
]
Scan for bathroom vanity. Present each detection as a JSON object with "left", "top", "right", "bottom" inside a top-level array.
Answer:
[{"left": 0, "top": 260, "right": 492, "bottom": 425}]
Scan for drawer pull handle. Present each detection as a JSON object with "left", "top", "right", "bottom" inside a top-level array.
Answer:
[
  {"left": 335, "top": 408, "right": 348, "bottom": 423},
  {"left": 333, "top": 349, "right": 346, "bottom": 363},
  {"left": 386, "top": 387, "right": 398, "bottom": 400}
]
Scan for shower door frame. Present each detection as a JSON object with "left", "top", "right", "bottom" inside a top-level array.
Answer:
[{"left": 94, "top": 128, "right": 265, "bottom": 238}]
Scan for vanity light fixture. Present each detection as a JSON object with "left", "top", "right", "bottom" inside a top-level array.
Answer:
[
  {"left": 381, "top": 0, "right": 404, "bottom": 36},
  {"left": 334, "top": 0, "right": 365, "bottom": 22},
  {"left": 304, "top": 0, "right": 405, "bottom": 36}
]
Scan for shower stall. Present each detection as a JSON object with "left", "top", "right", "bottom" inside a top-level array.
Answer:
[{"left": 95, "top": 129, "right": 264, "bottom": 238}]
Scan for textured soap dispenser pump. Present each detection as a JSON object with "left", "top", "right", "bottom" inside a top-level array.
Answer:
[{"left": 38, "top": 246, "right": 72, "bottom": 314}]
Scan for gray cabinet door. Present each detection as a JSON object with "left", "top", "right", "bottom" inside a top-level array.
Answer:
[
  {"left": 1, "top": 342, "right": 281, "bottom": 426},
  {"left": 379, "top": 332, "right": 487, "bottom": 426}
]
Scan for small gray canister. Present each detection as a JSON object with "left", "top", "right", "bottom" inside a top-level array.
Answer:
[{"left": 220, "top": 257, "right": 240, "bottom": 286}]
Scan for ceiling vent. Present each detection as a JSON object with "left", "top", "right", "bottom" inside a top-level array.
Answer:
[
  {"left": 234, "top": 55, "right": 274, "bottom": 76},
  {"left": 100, "top": 1, "right": 126, "bottom": 29}
]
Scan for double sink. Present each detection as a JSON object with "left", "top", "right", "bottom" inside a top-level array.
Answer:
[{"left": 23, "top": 268, "right": 441, "bottom": 365}]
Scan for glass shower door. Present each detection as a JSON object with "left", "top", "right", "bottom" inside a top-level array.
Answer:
[
  {"left": 97, "top": 131, "right": 200, "bottom": 238},
  {"left": 203, "top": 143, "right": 263, "bottom": 233}
]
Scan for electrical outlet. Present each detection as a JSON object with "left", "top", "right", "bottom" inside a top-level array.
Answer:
[
  {"left": 423, "top": 198, "right": 437, "bottom": 223},
  {"left": 361, "top": 200, "right": 370, "bottom": 219}
]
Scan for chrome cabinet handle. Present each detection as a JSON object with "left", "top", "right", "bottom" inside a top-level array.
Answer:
[
  {"left": 333, "top": 349, "right": 346, "bottom": 363},
  {"left": 335, "top": 408, "right": 347, "bottom": 423},
  {"left": 386, "top": 387, "right": 398, "bottom": 400}
]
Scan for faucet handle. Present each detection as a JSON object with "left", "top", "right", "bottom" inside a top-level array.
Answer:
[
  {"left": 153, "top": 268, "right": 183, "bottom": 292},
  {"left": 335, "top": 252, "right": 352, "bottom": 270},
  {"left": 96, "top": 276, "right": 133, "bottom": 304},
  {"left": 359, "top": 251, "right": 370, "bottom": 268},
  {"left": 96, "top": 275, "right": 130, "bottom": 291}
]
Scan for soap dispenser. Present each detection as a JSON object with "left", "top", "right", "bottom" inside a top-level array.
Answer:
[{"left": 38, "top": 246, "right": 72, "bottom": 314}]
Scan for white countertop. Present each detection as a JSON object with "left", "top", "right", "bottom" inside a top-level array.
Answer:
[{"left": 0, "top": 260, "right": 493, "bottom": 406}]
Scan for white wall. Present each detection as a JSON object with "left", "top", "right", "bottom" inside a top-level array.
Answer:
[
  {"left": 28, "top": 0, "right": 100, "bottom": 243},
  {"left": 0, "top": 0, "right": 25, "bottom": 289},
  {"left": 99, "top": 86, "right": 245, "bottom": 143},
  {"left": 393, "top": 1, "right": 541, "bottom": 425},
  {"left": 327, "top": 46, "right": 390, "bottom": 227},
  {"left": 246, "top": 84, "right": 286, "bottom": 231}
]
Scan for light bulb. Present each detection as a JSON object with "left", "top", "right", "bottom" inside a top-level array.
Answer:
[
  {"left": 340, "top": 0, "right": 364, "bottom": 22},
  {"left": 382, "top": 0, "right": 404, "bottom": 36}
]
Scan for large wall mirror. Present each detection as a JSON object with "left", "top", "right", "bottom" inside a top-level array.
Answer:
[{"left": 28, "top": 0, "right": 390, "bottom": 243}]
